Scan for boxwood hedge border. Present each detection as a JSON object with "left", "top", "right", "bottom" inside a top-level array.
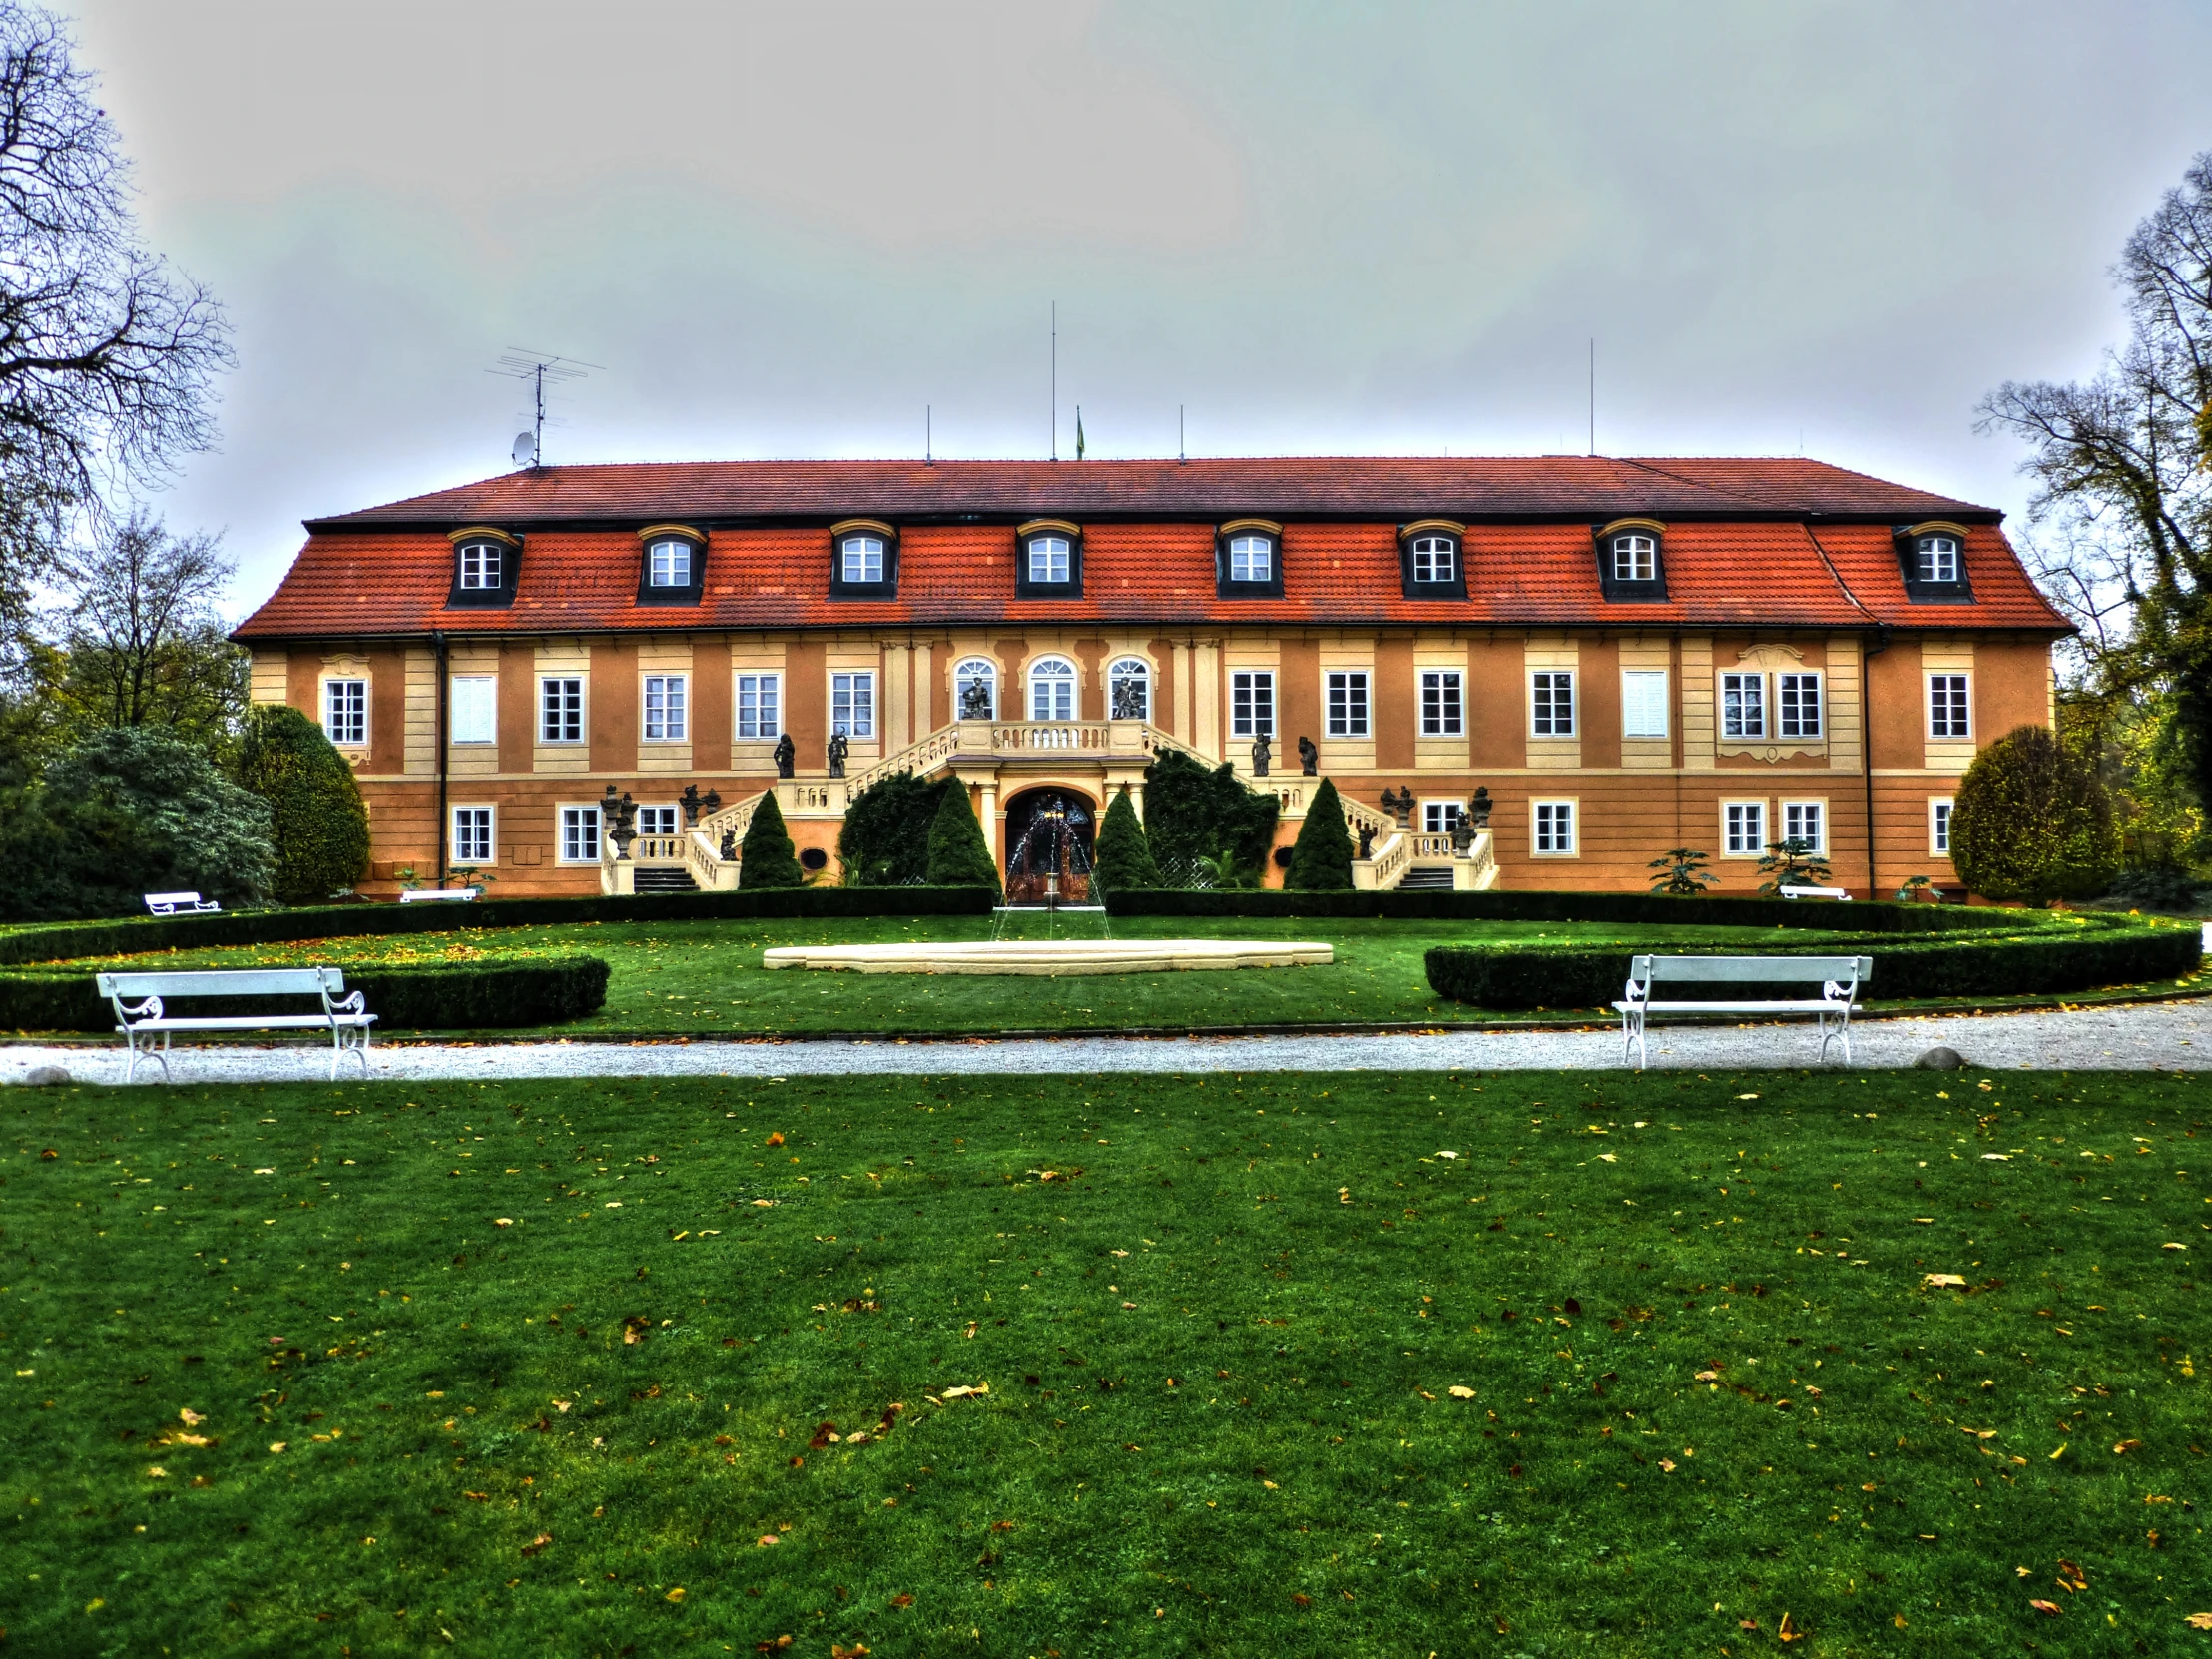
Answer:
[{"left": 1102, "top": 888, "right": 2025, "bottom": 930}]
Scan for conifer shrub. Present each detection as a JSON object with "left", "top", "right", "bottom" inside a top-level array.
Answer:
[
  {"left": 738, "top": 792, "right": 805, "bottom": 889},
  {"left": 1949, "top": 724, "right": 2120, "bottom": 903},
  {"left": 1091, "top": 785, "right": 1161, "bottom": 893},
  {"left": 1285, "top": 778, "right": 1355, "bottom": 890},
  {"left": 836, "top": 772, "right": 945, "bottom": 885},
  {"left": 235, "top": 703, "right": 369, "bottom": 904},
  {"left": 924, "top": 782, "right": 1003, "bottom": 896},
  {"left": 1140, "top": 749, "right": 1279, "bottom": 888}
]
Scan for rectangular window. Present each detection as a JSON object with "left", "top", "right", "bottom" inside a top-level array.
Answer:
[
  {"left": 643, "top": 674, "right": 688, "bottom": 742},
  {"left": 540, "top": 676, "right": 583, "bottom": 744},
  {"left": 1932, "top": 798, "right": 1954, "bottom": 855},
  {"left": 1228, "top": 535, "right": 1272, "bottom": 582},
  {"left": 1530, "top": 670, "right": 1575, "bottom": 737},
  {"left": 1721, "top": 672, "right": 1766, "bottom": 739},
  {"left": 451, "top": 806, "right": 493, "bottom": 866},
  {"left": 1027, "top": 536, "right": 1070, "bottom": 583},
  {"left": 458, "top": 541, "right": 501, "bottom": 589},
  {"left": 1929, "top": 673, "right": 1970, "bottom": 739},
  {"left": 831, "top": 671, "right": 874, "bottom": 738},
  {"left": 736, "top": 672, "right": 781, "bottom": 740},
  {"left": 636, "top": 806, "right": 679, "bottom": 837},
  {"left": 1783, "top": 800, "right": 1825, "bottom": 853},
  {"left": 1325, "top": 671, "right": 1370, "bottom": 738},
  {"left": 1230, "top": 670, "right": 1275, "bottom": 738},
  {"left": 649, "top": 539, "right": 692, "bottom": 586},
  {"left": 1724, "top": 800, "right": 1766, "bottom": 856},
  {"left": 323, "top": 678, "right": 367, "bottom": 747},
  {"left": 1422, "top": 800, "right": 1463, "bottom": 835},
  {"left": 1778, "top": 672, "right": 1822, "bottom": 739},
  {"left": 449, "top": 675, "right": 496, "bottom": 745},
  {"left": 559, "top": 806, "right": 602, "bottom": 864},
  {"left": 1533, "top": 800, "right": 1576, "bottom": 855},
  {"left": 1621, "top": 669, "right": 1668, "bottom": 738},
  {"left": 841, "top": 537, "right": 883, "bottom": 584},
  {"left": 1421, "top": 670, "right": 1464, "bottom": 737}
]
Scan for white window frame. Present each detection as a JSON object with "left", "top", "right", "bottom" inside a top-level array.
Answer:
[
  {"left": 1721, "top": 671, "right": 1766, "bottom": 740},
  {"left": 1228, "top": 535, "right": 1272, "bottom": 583},
  {"left": 1529, "top": 670, "right": 1575, "bottom": 738},
  {"left": 831, "top": 671, "right": 875, "bottom": 738},
  {"left": 1420, "top": 670, "right": 1464, "bottom": 737},
  {"left": 450, "top": 805, "right": 494, "bottom": 866},
  {"left": 1722, "top": 799, "right": 1767, "bottom": 858},
  {"left": 457, "top": 540, "right": 502, "bottom": 590},
  {"left": 1777, "top": 672, "right": 1822, "bottom": 740},
  {"left": 1026, "top": 536, "right": 1071, "bottom": 584},
  {"left": 648, "top": 538, "right": 692, "bottom": 587},
  {"left": 643, "top": 673, "right": 688, "bottom": 743},
  {"left": 449, "top": 674, "right": 496, "bottom": 745},
  {"left": 1230, "top": 670, "right": 1275, "bottom": 738},
  {"left": 1409, "top": 535, "right": 1455, "bottom": 584},
  {"left": 1107, "top": 657, "right": 1150, "bottom": 721},
  {"left": 1326, "top": 670, "right": 1370, "bottom": 738},
  {"left": 735, "top": 671, "right": 781, "bottom": 741},
  {"left": 1421, "top": 799, "right": 1463, "bottom": 835},
  {"left": 840, "top": 535, "right": 884, "bottom": 584},
  {"left": 1928, "top": 673, "right": 1971, "bottom": 740},
  {"left": 559, "top": 805, "right": 603, "bottom": 864},
  {"left": 1931, "top": 797, "right": 1954, "bottom": 856},
  {"left": 1611, "top": 533, "right": 1656, "bottom": 582},
  {"left": 1532, "top": 798, "right": 1577, "bottom": 855},
  {"left": 1621, "top": 669, "right": 1668, "bottom": 739},
  {"left": 539, "top": 676, "right": 584, "bottom": 745},
  {"left": 1028, "top": 656, "right": 1078, "bottom": 722},
  {"left": 952, "top": 657, "right": 997, "bottom": 722},
  {"left": 1917, "top": 535, "right": 1960, "bottom": 583},
  {"left": 323, "top": 678, "right": 368, "bottom": 748},
  {"left": 1781, "top": 799, "right": 1827, "bottom": 854}
]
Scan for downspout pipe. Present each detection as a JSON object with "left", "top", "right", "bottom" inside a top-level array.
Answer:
[
  {"left": 432, "top": 631, "right": 449, "bottom": 888},
  {"left": 1861, "top": 624, "right": 1892, "bottom": 899}
]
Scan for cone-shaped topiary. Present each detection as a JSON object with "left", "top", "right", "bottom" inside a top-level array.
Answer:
[
  {"left": 738, "top": 790, "right": 805, "bottom": 888},
  {"left": 234, "top": 703, "right": 369, "bottom": 904},
  {"left": 1091, "top": 784, "right": 1161, "bottom": 893},
  {"left": 1949, "top": 722, "right": 2119, "bottom": 903},
  {"left": 1285, "top": 777, "right": 1355, "bottom": 889},
  {"left": 925, "top": 781, "right": 1002, "bottom": 896}
]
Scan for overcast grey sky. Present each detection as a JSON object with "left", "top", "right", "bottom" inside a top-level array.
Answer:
[{"left": 69, "top": 0, "right": 2212, "bottom": 614}]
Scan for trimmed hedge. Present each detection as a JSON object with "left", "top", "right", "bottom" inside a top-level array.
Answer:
[
  {"left": 0, "top": 956, "right": 612, "bottom": 1034},
  {"left": 1105, "top": 887, "right": 2023, "bottom": 932},
  {"left": 0, "top": 886, "right": 999, "bottom": 968},
  {"left": 1423, "top": 916, "right": 2203, "bottom": 1010}
]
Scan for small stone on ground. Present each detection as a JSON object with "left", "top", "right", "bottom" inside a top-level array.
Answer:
[
  {"left": 1912, "top": 1045, "right": 1965, "bottom": 1069},
  {"left": 19, "top": 1064, "right": 70, "bottom": 1086}
]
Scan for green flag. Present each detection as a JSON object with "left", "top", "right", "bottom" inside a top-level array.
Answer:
[{"left": 1075, "top": 406, "right": 1085, "bottom": 461}]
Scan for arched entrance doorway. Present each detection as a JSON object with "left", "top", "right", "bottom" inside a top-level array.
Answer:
[{"left": 1002, "top": 787, "right": 1097, "bottom": 904}]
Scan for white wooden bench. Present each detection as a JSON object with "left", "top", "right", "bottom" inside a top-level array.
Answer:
[
  {"left": 96, "top": 968, "right": 376, "bottom": 1083},
  {"left": 1779, "top": 885, "right": 1852, "bottom": 901},
  {"left": 1613, "top": 954, "right": 1871, "bottom": 1070},
  {"left": 143, "top": 890, "right": 221, "bottom": 915},
  {"left": 400, "top": 888, "right": 479, "bottom": 903}
]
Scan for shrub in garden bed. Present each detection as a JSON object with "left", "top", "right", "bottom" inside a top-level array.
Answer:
[
  {"left": 1106, "top": 886, "right": 2024, "bottom": 931},
  {"left": 0, "top": 956, "right": 612, "bottom": 1033},
  {"left": 1423, "top": 914, "right": 2201, "bottom": 1010}
]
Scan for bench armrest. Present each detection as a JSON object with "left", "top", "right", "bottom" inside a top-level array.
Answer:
[{"left": 113, "top": 993, "right": 163, "bottom": 1024}]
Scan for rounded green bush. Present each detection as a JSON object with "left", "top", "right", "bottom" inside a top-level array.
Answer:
[
  {"left": 235, "top": 703, "right": 370, "bottom": 904},
  {"left": 1949, "top": 723, "right": 2119, "bottom": 903}
]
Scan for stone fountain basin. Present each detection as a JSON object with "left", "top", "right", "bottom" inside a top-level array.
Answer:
[{"left": 761, "top": 939, "right": 1333, "bottom": 975}]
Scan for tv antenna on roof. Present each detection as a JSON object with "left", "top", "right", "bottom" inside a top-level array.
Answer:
[{"left": 489, "top": 348, "right": 602, "bottom": 469}]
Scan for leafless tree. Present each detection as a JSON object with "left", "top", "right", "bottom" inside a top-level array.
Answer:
[
  {"left": 56, "top": 509, "right": 243, "bottom": 740},
  {"left": 0, "top": 5, "right": 234, "bottom": 677}
]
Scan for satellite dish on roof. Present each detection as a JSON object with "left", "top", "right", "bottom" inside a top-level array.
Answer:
[{"left": 512, "top": 431, "right": 537, "bottom": 468}]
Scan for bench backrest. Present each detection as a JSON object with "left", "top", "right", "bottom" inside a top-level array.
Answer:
[
  {"left": 97, "top": 967, "right": 345, "bottom": 1000},
  {"left": 1629, "top": 954, "right": 1871, "bottom": 986},
  {"left": 1779, "top": 885, "right": 1852, "bottom": 900},
  {"left": 400, "top": 888, "right": 479, "bottom": 902}
]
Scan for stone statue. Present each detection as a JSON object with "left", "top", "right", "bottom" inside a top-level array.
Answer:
[
  {"left": 719, "top": 829, "right": 738, "bottom": 860},
  {"left": 610, "top": 793, "right": 638, "bottom": 861},
  {"left": 679, "top": 783, "right": 704, "bottom": 826},
  {"left": 1357, "top": 826, "right": 1374, "bottom": 860},
  {"left": 1250, "top": 733, "right": 1271, "bottom": 777},
  {"left": 959, "top": 678, "right": 993, "bottom": 721},
  {"left": 827, "top": 731, "right": 848, "bottom": 778},
  {"left": 1380, "top": 786, "right": 1413, "bottom": 829},
  {"left": 1468, "top": 786, "right": 1492, "bottom": 829},
  {"left": 1450, "top": 813, "right": 1475, "bottom": 854},
  {"left": 1298, "top": 735, "right": 1318, "bottom": 776},
  {"left": 774, "top": 733, "right": 796, "bottom": 779}
]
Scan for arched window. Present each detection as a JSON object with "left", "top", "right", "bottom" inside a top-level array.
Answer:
[
  {"left": 1107, "top": 657, "right": 1150, "bottom": 721},
  {"left": 1610, "top": 533, "right": 1656, "bottom": 582},
  {"left": 1409, "top": 535, "right": 1455, "bottom": 584},
  {"left": 1029, "top": 657, "right": 1077, "bottom": 722},
  {"left": 1228, "top": 534, "right": 1272, "bottom": 583},
  {"left": 953, "top": 657, "right": 996, "bottom": 721},
  {"left": 647, "top": 538, "right": 692, "bottom": 587},
  {"left": 457, "top": 539, "right": 503, "bottom": 589},
  {"left": 840, "top": 534, "right": 885, "bottom": 585},
  {"left": 1915, "top": 534, "right": 1960, "bottom": 583},
  {"left": 1026, "top": 535, "right": 1071, "bottom": 584}
]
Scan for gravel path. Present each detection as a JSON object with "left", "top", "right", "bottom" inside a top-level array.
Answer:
[{"left": 7, "top": 999, "right": 2211, "bottom": 1085}]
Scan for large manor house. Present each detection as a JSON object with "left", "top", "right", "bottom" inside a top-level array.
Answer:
[{"left": 234, "top": 455, "right": 2065, "bottom": 899}]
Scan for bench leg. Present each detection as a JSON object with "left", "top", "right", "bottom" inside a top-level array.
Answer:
[
  {"left": 329, "top": 1022, "right": 372, "bottom": 1080},
  {"left": 1620, "top": 1005, "right": 1647, "bottom": 1071},
  {"left": 1817, "top": 1009, "right": 1852, "bottom": 1066}
]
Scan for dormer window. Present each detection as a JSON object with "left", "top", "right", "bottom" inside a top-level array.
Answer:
[
  {"left": 446, "top": 525, "right": 520, "bottom": 608},
  {"left": 1592, "top": 517, "right": 1668, "bottom": 602},
  {"left": 1013, "top": 519, "right": 1083, "bottom": 597},
  {"left": 1397, "top": 518, "right": 1467, "bottom": 598},
  {"left": 1894, "top": 519, "right": 1974, "bottom": 603},
  {"left": 828, "top": 518, "right": 898, "bottom": 600},
  {"left": 1216, "top": 518, "right": 1285, "bottom": 598},
  {"left": 635, "top": 524, "right": 705, "bottom": 606}
]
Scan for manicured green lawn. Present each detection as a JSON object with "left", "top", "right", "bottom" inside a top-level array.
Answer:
[
  {"left": 65, "top": 913, "right": 1873, "bottom": 1035},
  {"left": 4, "top": 1069, "right": 2207, "bottom": 1656}
]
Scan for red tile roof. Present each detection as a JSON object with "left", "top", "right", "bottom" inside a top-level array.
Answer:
[{"left": 239, "top": 456, "right": 2066, "bottom": 640}]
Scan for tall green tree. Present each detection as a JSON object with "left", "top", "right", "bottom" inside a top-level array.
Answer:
[
  {"left": 234, "top": 703, "right": 370, "bottom": 903},
  {"left": 1091, "top": 784, "right": 1161, "bottom": 892},
  {"left": 1285, "top": 777, "right": 1354, "bottom": 890},
  {"left": 1948, "top": 723, "right": 2119, "bottom": 903},
  {"left": 924, "top": 781, "right": 1002, "bottom": 895},
  {"left": 835, "top": 771, "right": 944, "bottom": 886},
  {"left": 1140, "top": 748, "right": 1279, "bottom": 886},
  {"left": 738, "top": 791, "right": 804, "bottom": 889}
]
